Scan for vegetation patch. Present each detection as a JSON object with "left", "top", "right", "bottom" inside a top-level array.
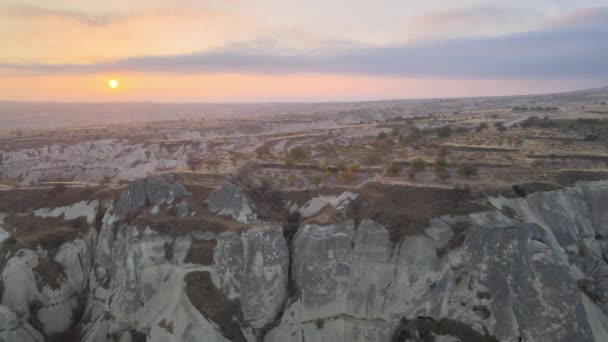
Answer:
[{"left": 350, "top": 182, "right": 489, "bottom": 244}]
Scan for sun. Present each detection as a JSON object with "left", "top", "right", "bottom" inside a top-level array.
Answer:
[{"left": 108, "top": 79, "right": 118, "bottom": 89}]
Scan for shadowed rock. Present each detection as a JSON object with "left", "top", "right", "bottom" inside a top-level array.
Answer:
[{"left": 114, "top": 176, "right": 189, "bottom": 218}]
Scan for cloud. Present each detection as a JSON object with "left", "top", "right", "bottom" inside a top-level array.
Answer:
[
  {"left": 547, "top": 7, "right": 608, "bottom": 28},
  {"left": 2, "top": 7, "right": 607, "bottom": 80},
  {"left": 0, "top": 3, "right": 122, "bottom": 26},
  {"left": 404, "top": 7, "right": 538, "bottom": 40}
]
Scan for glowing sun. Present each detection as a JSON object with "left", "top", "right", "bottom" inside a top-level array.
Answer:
[{"left": 108, "top": 79, "right": 118, "bottom": 89}]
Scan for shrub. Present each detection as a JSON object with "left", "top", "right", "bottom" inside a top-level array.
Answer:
[
  {"left": 286, "top": 146, "right": 311, "bottom": 162},
  {"left": 310, "top": 174, "right": 324, "bottom": 187},
  {"left": 99, "top": 176, "right": 112, "bottom": 185},
  {"left": 437, "top": 126, "right": 453, "bottom": 138},
  {"left": 458, "top": 163, "right": 478, "bottom": 176},
  {"left": 410, "top": 158, "right": 427, "bottom": 172},
  {"left": 386, "top": 163, "right": 403, "bottom": 176},
  {"left": 258, "top": 176, "right": 273, "bottom": 190},
  {"left": 455, "top": 126, "right": 468, "bottom": 134},
  {"left": 255, "top": 145, "right": 272, "bottom": 158},
  {"left": 401, "top": 127, "right": 422, "bottom": 144},
  {"left": 477, "top": 122, "right": 489, "bottom": 131},
  {"left": 335, "top": 160, "right": 347, "bottom": 171},
  {"left": 337, "top": 170, "right": 358, "bottom": 184},
  {"left": 285, "top": 157, "right": 295, "bottom": 169},
  {"left": 363, "top": 150, "right": 383, "bottom": 165},
  {"left": 377, "top": 131, "right": 388, "bottom": 140}
]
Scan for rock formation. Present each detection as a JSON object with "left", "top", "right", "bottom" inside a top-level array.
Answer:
[{"left": 1, "top": 177, "right": 608, "bottom": 341}]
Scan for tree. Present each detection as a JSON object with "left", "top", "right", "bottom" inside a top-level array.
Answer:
[
  {"left": 410, "top": 158, "right": 427, "bottom": 172},
  {"left": 377, "top": 131, "right": 388, "bottom": 140}
]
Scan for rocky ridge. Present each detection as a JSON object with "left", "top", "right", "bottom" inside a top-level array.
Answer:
[{"left": 0, "top": 176, "right": 607, "bottom": 341}]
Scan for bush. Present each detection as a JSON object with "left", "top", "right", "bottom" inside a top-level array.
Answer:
[
  {"left": 410, "top": 158, "right": 427, "bottom": 172},
  {"left": 437, "top": 126, "right": 453, "bottom": 138},
  {"left": 255, "top": 145, "right": 272, "bottom": 158},
  {"left": 401, "top": 127, "right": 422, "bottom": 144},
  {"left": 285, "top": 157, "right": 295, "bottom": 169},
  {"left": 99, "top": 176, "right": 112, "bottom": 185},
  {"left": 477, "top": 122, "right": 489, "bottom": 131},
  {"left": 458, "top": 163, "right": 478, "bottom": 176},
  {"left": 335, "top": 159, "right": 347, "bottom": 171},
  {"left": 377, "top": 131, "right": 388, "bottom": 140},
  {"left": 455, "top": 126, "right": 468, "bottom": 134},
  {"left": 258, "top": 176, "right": 273, "bottom": 190},
  {"left": 286, "top": 146, "right": 311, "bottom": 162},
  {"left": 363, "top": 150, "right": 383, "bottom": 165},
  {"left": 385, "top": 163, "right": 403, "bottom": 176},
  {"left": 337, "top": 170, "right": 358, "bottom": 184},
  {"left": 310, "top": 174, "right": 324, "bottom": 187}
]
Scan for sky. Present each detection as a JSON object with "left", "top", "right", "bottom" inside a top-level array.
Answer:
[{"left": 1, "top": 0, "right": 607, "bottom": 102}]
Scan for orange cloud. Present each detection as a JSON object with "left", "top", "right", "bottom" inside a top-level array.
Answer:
[{"left": 0, "top": 4, "right": 254, "bottom": 64}]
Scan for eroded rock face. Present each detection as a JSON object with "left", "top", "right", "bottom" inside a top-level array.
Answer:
[
  {"left": 1, "top": 179, "right": 608, "bottom": 342},
  {"left": 206, "top": 182, "right": 256, "bottom": 223},
  {"left": 114, "top": 176, "right": 189, "bottom": 218},
  {"left": 0, "top": 305, "right": 45, "bottom": 342}
]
